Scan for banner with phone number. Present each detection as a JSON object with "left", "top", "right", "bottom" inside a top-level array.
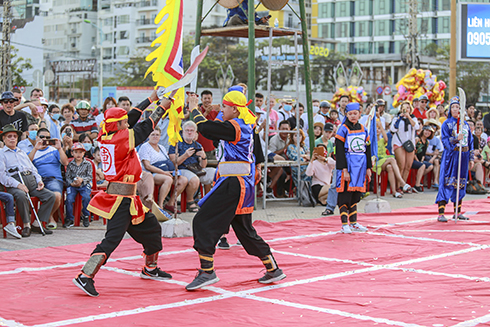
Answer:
[{"left": 465, "top": 4, "right": 490, "bottom": 59}]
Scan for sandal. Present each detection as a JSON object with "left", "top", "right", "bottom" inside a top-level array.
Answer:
[
  {"left": 322, "top": 209, "right": 334, "bottom": 216},
  {"left": 164, "top": 204, "right": 181, "bottom": 214},
  {"left": 393, "top": 192, "right": 403, "bottom": 198},
  {"left": 47, "top": 222, "right": 57, "bottom": 230},
  {"left": 186, "top": 202, "right": 199, "bottom": 213}
]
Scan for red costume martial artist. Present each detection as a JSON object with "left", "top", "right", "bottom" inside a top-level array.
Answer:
[
  {"left": 73, "top": 92, "right": 172, "bottom": 297},
  {"left": 185, "top": 91, "right": 286, "bottom": 291}
]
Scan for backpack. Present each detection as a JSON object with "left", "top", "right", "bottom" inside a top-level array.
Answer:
[
  {"left": 466, "top": 179, "right": 487, "bottom": 194},
  {"left": 297, "top": 180, "right": 316, "bottom": 207}
]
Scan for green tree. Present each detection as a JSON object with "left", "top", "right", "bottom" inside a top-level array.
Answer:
[
  {"left": 11, "top": 46, "right": 33, "bottom": 87},
  {"left": 105, "top": 49, "right": 155, "bottom": 87},
  {"left": 433, "top": 44, "right": 490, "bottom": 105}
]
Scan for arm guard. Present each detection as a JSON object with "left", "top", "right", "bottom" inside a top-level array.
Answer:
[
  {"left": 192, "top": 108, "right": 207, "bottom": 125},
  {"left": 149, "top": 103, "right": 168, "bottom": 126}
]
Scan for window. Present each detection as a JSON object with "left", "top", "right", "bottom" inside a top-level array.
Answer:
[
  {"left": 104, "top": 33, "right": 112, "bottom": 42},
  {"left": 335, "top": 22, "right": 349, "bottom": 38},
  {"left": 120, "top": 31, "right": 129, "bottom": 40},
  {"left": 374, "top": 0, "right": 388, "bottom": 14},
  {"left": 117, "top": 46, "right": 130, "bottom": 56},
  {"left": 432, "top": 17, "right": 437, "bottom": 34},
  {"left": 287, "top": 13, "right": 293, "bottom": 28},
  {"left": 376, "top": 20, "right": 388, "bottom": 36},
  {"left": 439, "top": 16, "right": 449, "bottom": 33},
  {"left": 355, "top": 0, "right": 370, "bottom": 16},
  {"left": 320, "top": 24, "right": 329, "bottom": 38},
  {"left": 319, "top": 3, "right": 330, "bottom": 18},
  {"left": 338, "top": 1, "right": 348, "bottom": 17},
  {"left": 104, "top": 18, "right": 112, "bottom": 26},
  {"left": 441, "top": 0, "right": 450, "bottom": 11},
  {"left": 118, "top": 15, "right": 130, "bottom": 24}
]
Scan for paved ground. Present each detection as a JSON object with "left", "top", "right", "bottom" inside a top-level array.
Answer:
[{"left": 0, "top": 188, "right": 487, "bottom": 252}]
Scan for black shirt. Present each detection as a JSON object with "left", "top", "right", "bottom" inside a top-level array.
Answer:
[{"left": 0, "top": 110, "right": 28, "bottom": 132}]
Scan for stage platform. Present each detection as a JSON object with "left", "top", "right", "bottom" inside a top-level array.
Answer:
[{"left": 1, "top": 199, "right": 490, "bottom": 326}]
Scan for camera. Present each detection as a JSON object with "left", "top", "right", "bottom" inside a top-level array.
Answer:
[{"left": 43, "top": 139, "right": 56, "bottom": 146}]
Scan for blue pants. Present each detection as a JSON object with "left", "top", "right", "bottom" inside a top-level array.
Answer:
[
  {"left": 0, "top": 192, "right": 15, "bottom": 223},
  {"left": 325, "top": 169, "right": 338, "bottom": 212},
  {"left": 65, "top": 185, "right": 91, "bottom": 221}
]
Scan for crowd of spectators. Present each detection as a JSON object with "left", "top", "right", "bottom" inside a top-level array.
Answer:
[{"left": 2, "top": 85, "right": 489, "bottom": 239}]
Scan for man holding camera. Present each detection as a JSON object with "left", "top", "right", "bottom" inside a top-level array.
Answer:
[
  {"left": 28, "top": 127, "right": 69, "bottom": 229},
  {"left": 0, "top": 124, "right": 56, "bottom": 237}
]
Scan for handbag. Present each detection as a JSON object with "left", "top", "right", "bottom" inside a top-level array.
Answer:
[
  {"left": 185, "top": 162, "right": 206, "bottom": 177},
  {"left": 395, "top": 124, "right": 415, "bottom": 153},
  {"left": 153, "top": 159, "right": 175, "bottom": 172},
  {"left": 297, "top": 180, "right": 316, "bottom": 207}
]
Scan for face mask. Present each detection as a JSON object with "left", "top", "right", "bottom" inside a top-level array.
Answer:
[
  {"left": 52, "top": 113, "right": 60, "bottom": 120},
  {"left": 61, "top": 133, "right": 66, "bottom": 139},
  {"left": 28, "top": 131, "right": 37, "bottom": 140},
  {"left": 312, "top": 106, "right": 319, "bottom": 114},
  {"left": 83, "top": 143, "right": 92, "bottom": 151},
  {"left": 284, "top": 104, "right": 292, "bottom": 112},
  {"left": 318, "top": 111, "right": 329, "bottom": 117}
]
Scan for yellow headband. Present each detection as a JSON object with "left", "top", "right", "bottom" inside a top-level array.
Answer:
[{"left": 100, "top": 114, "right": 128, "bottom": 136}]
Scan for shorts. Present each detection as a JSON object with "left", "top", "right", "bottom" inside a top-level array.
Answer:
[
  {"left": 311, "top": 184, "right": 323, "bottom": 203},
  {"left": 43, "top": 177, "right": 64, "bottom": 194},
  {"left": 181, "top": 168, "right": 216, "bottom": 186},
  {"left": 411, "top": 160, "right": 432, "bottom": 170}
]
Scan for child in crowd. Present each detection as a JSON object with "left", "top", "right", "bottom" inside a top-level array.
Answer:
[
  {"left": 335, "top": 102, "right": 372, "bottom": 234},
  {"left": 327, "top": 108, "right": 341, "bottom": 126},
  {"left": 306, "top": 144, "right": 336, "bottom": 205},
  {"left": 0, "top": 191, "right": 21, "bottom": 239},
  {"left": 65, "top": 143, "right": 93, "bottom": 228},
  {"left": 92, "top": 147, "right": 108, "bottom": 188}
]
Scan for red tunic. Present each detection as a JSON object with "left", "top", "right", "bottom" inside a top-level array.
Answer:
[
  {"left": 196, "top": 105, "right": 219, "bottom": 152},
  {"left": 87, "top": 128, "right": 147, "bottom": 224}
]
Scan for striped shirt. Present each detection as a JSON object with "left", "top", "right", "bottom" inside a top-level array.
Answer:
[
  {"left": 66, "top": 158, "right": 93, "bottom": 187},
  {"left": 71, "top": 117, "right": 98, "bottom": 136}
]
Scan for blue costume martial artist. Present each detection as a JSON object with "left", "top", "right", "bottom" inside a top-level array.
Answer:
[
  {"left": 223, "top": 1, "right": 269, "bottom": 26},
  {"left": 335, "top": 102, "right": 372, "bottom": 234},
  {"left": 185, "top": 91, "right": 286, "bottom": 291},
  {"left": 435, "top": 96, "right": 474, "bottom": 222}
]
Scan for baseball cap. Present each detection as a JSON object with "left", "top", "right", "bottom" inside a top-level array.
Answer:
[
  {"left": 75, "top": 100, "right": 91, "bottom": 110},
  {"left": 39, "top": 97, "right": 49, "bottom": 106},
  {"left": 324, "top": 122, "right": 335, "bottom": 132},
  {"left": 320, "top": 101, "right": 330, "bottom": 108},
  {"left": 72, "top": 142, "right": 86, "bottom": 151},
  {"left": 419, "top": 95, "right": 429, "bottom": 101}
]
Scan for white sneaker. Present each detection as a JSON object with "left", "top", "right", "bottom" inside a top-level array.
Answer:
[
  {"left": 341, "top": 224, "right": 352, "bottom": 234},
  {"left": 350, "top": 223, "right": 368, "bottom": 232},
  {"left": 4, "top": 223, "right": 22, "bottom": 239}
]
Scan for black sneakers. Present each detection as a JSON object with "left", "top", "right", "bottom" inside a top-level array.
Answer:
[
  {"left": 73, "top": 274, "right": 99, "bottom": 297},
  {"left": 217, "top": 237, "right": 230, "bottom": 250},
  {"left": 140, "top": 267, "right": 172, "bottom": 280},
  {"left": 63, "top": 220, "right": 74, "bottom": 228},
  {"left": 258, "top": 268, "right": 286, "bottom": 284},
  {"left": 185, "top": 269, "right": 220, "bottom": 290},
  {"left": 31, "top": 225, "right": 53, "bottom": 234},
  {"left": 82, "top": 216, "right": 90, "bottom": 227}
]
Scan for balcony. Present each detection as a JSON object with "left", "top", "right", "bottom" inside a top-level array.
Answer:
[
  {"left": 139, "top": 0, "right": 158, "bottom": 8},
  {"left": 136, "top": 36, "right": 155, "bottom": 44},
  {"left": 136, "top": 18, "right": 152, "bottom": 26}
]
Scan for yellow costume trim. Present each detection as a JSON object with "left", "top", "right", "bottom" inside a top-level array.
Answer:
[{"left": 100, "top": 114, "right": 128, "bottom": 136}]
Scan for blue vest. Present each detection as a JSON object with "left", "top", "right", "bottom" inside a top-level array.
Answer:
[
  {"left": 198, "top": 117, "right": 255, "bottom": 214},
  {"left": 335, "top": 124, "right": 369, "bottom": 192}
]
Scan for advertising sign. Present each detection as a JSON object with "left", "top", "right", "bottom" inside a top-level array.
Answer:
[{"left": 459, "top": 3, "right": 490, "bottom": 61}]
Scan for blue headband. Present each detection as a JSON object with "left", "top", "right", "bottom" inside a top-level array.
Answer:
[{"left": 346, "top": 102, "right": 360, "bottom": 112}]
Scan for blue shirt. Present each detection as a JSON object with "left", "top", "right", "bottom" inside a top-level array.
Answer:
[
  {"left": 18, "top": 139, "right": 34, "bottom": 154},
  {"left": 32, "top": 146, "right": 63, "bottom": 182},
  {"left": 0, "top": 147, "right": 42, "bottom": 188},
  {"left": 223, "top": 2, "right": 260, "bottom": 26},
  {"left": 168, "top": 140, "right": 202, "bottom": 169}
]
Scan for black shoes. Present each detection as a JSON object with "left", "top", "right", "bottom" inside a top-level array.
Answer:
[
  {"left": 217, "top": 237, "right": 230, "bottom": 250},
  {"left": 31, "top": 225, "right": 53, "bottom": 234},
  {"left": 82, "top": 216, "right": 90, "bottom": 227},
  {"left": 186, "top": 269, "right": 220, "bottom": 290},
  {"left": 140, "top": 267, "right": 172, "bottom": 280},
  {"left": 258, "top": 268, "right": 287, "bottom": 284},
  {"left": 63, "top": 220, "right": 74, "bottom": 228},
  {"left": 21, "top": 227, "right": 31, "bottom": 237},
  {"left": 73, "top": 274, "right": 99, "bottom": 297}
]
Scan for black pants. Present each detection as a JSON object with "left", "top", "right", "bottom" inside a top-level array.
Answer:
[
  {"left": 92, "top": 198, "right": 162, "bottom": 259},
  {"left": 337, "top": 186, "right": 362, "bottom": 208},
  {"left": 193, "top": 177, "right": 271, "bottom": 258}
]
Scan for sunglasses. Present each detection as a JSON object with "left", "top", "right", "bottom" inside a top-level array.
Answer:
[
  {"left": 38, "top": 135, "right": 50, "bottom": 139},
  {"left": 2, "top": 100, "right": 16, "bottom": 104}
]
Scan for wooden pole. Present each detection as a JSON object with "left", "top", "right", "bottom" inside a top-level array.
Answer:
[{"left": 449, "top": 0, "right": 457, "bottom": 97}]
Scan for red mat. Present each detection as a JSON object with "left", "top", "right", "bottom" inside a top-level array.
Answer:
[{"left": 1, "top": 199, "right": 490, "bottom": 327}]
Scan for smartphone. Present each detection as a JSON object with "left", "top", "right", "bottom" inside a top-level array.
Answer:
[
  {"left": 66, "top": 130, "right": 72, "bottom": 137},
  {"left": 36, "top": 106, "right": 44, "bottom": 113},
  {"left": 313, "top": 146, "right": 325, "bottom": 158},
  {"left": 43, "top": 139, "right": 56, "bottom": 146}
]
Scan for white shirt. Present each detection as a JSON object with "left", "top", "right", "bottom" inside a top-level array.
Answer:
[
  {"left": 138, "top": 142, "right": 170, "bottom": 172},
  {"left": 390, "top": 116, "right": 420, "bottom": 147},
  {"left": 301, "top": 113, "right": 325, "bottom": 133}
]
